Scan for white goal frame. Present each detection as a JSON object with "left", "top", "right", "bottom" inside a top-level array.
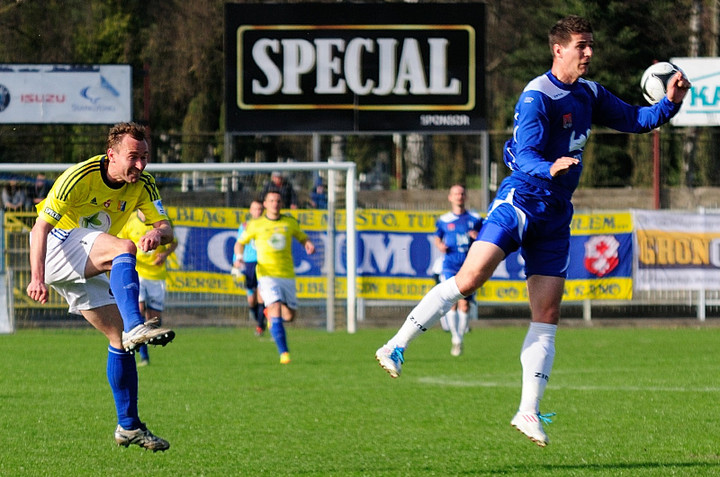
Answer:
[{"left": 0, "top": 161, "right": 358, "bottom": 333}]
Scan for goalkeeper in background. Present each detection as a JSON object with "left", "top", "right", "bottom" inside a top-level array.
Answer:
[
  {"left": 233, "top": 199, "right": 266, "bottom": 336},
  {"left": 119, "top": 209, "right": 178, "bottom": 366},
  {"left": 236, "top": 191, "right": 315, "bottom": 364}
]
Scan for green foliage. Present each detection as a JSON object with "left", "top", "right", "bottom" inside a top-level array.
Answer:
[{"left": 2, "top": 326, "right": 720, "bottom": 476}]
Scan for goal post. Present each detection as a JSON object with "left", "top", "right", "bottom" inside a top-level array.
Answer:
[{"left": 0, "top": 161, "right": 358, "bottom": 333}]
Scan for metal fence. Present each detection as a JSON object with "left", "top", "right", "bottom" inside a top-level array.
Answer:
[{"left": 4, "top": 209, "right": 720, "bottom": 331}]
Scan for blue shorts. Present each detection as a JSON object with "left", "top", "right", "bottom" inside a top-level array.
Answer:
[
  {"left": 477, "top": 174, "right": 573, "bottom": 278},
  {"left": 243, "top": 261, "right": 259, "bottom": 293}
]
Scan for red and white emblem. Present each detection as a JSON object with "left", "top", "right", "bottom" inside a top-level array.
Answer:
[{"left": 584, "top": 235, "right": 619, "bottom": 277}]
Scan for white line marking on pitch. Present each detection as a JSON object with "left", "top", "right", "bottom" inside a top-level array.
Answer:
[{"left": 417, "top": 376, "right": 720, "bottom": 393}]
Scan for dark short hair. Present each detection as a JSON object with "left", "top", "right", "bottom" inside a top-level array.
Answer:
[
  {"left": 263, "top": 190, "right": 281, "bottom": 201},
  {"left": 107, "top": 122, "right": 147, "bottom": 151},
  {"left": 548, "top": 15, "right": 593, "bottom": 51}
]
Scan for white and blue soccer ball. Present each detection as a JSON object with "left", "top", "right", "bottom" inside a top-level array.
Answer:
[{"left": 640, "top": 62, "right": 681, "bottom": 105}]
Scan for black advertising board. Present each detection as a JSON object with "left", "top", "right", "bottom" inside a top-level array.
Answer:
[{"left": 225, "top": 3, "right": 485, "bottom": 134}]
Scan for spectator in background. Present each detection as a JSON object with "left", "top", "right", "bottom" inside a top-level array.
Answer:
[
  {"left": 261, "top": 171, "right": 298, "bottom": 209},
  {"left": 30, "top": 173, "right": 52, "bottom": 207},
  {"left": 310, "top": 183, "right": 328, "bottom": 209},
  {"left": 2, "top": 179, "right": 28, "bottom": 211}
]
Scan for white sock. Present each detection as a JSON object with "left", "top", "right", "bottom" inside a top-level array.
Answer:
[
  {"left": 388, "top": 277, "right": 464, "bottom": 349},
  {"left": 457, "top": 310, "right": 468, "bottom": 342},
  {"left": 446, "top": 309, "right": 460, "bottom": 344},
  {"left": 518, "top": 322, "right": 557, "bottom": 414}
]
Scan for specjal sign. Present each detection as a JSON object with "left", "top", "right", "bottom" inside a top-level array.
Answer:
[{"left": 224, "top": 3, "right": 485, "bottom": 134}]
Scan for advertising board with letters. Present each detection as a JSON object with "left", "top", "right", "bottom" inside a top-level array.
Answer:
[
  {"left": 224, "top": 3, "right": 486, "bottom": 133},
  {"left": 670, "top": 57, "right": 720, "bottom": 127},
  {"left": 633, "top": 209, "right": 720, "bottom": 290},
  {"left": 0, "top": 64, "right": 131, "bottom": 124},
  {"left": 165, "top": 206, "right": 632, "bottom": 302}
]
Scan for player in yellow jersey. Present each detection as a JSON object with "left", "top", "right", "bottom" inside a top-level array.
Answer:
[
  {"left": 119, "top": 210, "right": 178, "bottom": 366},
  {"left": 236, "top": 191, "right": 315, "bottom": 364},
  {"left": 26, "top": 122, "right": 174, "bottom": 451}
]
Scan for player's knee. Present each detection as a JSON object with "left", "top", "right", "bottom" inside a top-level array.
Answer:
[{"left": 118, "top": 238, "right": 137, "bottom": 256}]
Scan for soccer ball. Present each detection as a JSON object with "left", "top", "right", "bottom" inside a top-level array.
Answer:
[{"left": 640, "top": 62, "right": 681, "bottom": 105}]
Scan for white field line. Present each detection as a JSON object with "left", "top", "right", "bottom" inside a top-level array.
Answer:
[{"left": 417, "top": 376, "right": 720, "bottom": 393}]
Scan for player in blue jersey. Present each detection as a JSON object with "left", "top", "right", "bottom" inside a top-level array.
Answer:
[
  {"left": 434, "top": 184, "right": 483, "bottom": 356},
  {"left": 376, "top": 15, "right": 691, "bottom": 447}
]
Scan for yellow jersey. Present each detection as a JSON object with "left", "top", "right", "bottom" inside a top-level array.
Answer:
[
  {"left": 118, "top": 211, "right": 176, "bottom": 281},
  {"left": 37, "top": 155, "right": 168, "bottom": 236},
  {"left": 239, "top": 214, "right": 308, "bottom": 279}
]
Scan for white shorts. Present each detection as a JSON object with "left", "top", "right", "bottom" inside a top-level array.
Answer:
[
  {"left": 139, "top": 277, "right": 166, "bottom": 311},
  {"left": 45, "top": 228, "right": 116, "bottom": 315},
  {"left": 258, "top": 277, "right": 297, "bottom": 310}
]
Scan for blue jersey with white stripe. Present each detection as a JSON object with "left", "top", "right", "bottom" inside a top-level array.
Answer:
[
  {"left": 503, "top": 71, "right": 682, "bottom": 197},
  {"left": 436, "top": 210, "right": 483, "bottom": 275}
]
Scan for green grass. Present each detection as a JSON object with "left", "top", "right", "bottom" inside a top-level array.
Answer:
[{"left": 2, "top": 325, "right": 720, "bottom": 476}]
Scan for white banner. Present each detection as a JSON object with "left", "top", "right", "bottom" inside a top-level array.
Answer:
[
  {"left": 633, "top": 209, "right": 720, "bottom": 290},
  {"left": 670, "top": 57, "right": 720, "bottom": 127},
  {"left": 0, "top": 64, "right": 131, "bottom": 124}
]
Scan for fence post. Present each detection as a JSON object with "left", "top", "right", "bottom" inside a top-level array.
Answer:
[{"left": 583, "top": 299, "right": 592, "bottom": 322}]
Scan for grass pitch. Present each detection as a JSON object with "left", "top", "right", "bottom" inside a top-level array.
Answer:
[{"left": 2, "top": 324, "right": 720, "bottom": 476}]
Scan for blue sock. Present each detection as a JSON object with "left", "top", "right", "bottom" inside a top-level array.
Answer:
[
  {"left": 269, "top": 317, "right": 288, "bottom": 354},
  {"left": 107, "top": 345, "right": 140, "bottom": 430},
  {"left": 137, "top": 344, "right": 149, "bottom": 361},
  {"left": 109, "top": 254, "right": 145, "bottom": 332}
]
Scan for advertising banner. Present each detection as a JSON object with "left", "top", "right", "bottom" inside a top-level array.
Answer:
[
  {"left": 224, "top": 3, "right": 485, "bottom": 133},
  {"left": 633, "top": 209, "right": 720, "bottom": 290},
  {"left": 670, "top": 57, "right": 720, "bottom": 126},
  {"left": 0, "top": 64, "right": 132, "bottom": 124},
  {"left": 165, "top": 206, "right": 632, "bottom": 302}
]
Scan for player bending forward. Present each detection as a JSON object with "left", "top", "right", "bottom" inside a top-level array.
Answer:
[{"left": 27, "top": 122, "right": 176, "bottom": 451}]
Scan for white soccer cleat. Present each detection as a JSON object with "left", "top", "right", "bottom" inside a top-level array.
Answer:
[
  {"left": 450, "top": 342, "right": 463, "bottom": 357},
  {"left": 511, "top": 411, "right": 555, "bottom": 447},
  {"left": 375, "top": 345, "right": 404, "bottom": 378},
  {"left": 122, "top": 318, "right": 175, "bottom": 352},
  {"left": 115, "top": 424, "right": 170, "bottom": 452}
]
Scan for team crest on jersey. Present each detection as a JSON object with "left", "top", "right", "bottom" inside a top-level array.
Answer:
[
  {"left": 563, "top": 113, "right": 572, "bottom": 129},
  {"left": 448, "top": 223, "right": 455, "bottom": 231},
  {"left": 80, "top": 211, "right": 111, "bottom": 232},
  {"left": 117, "top": 201, "right": 126, "bottom": 212},
  {"left": 103, "top": 199, "right": 112, "bottom": 208},
  {"left": 268, "top": 232, "right": 287, "bottom": 250},
  {"left": 583, "top": 235, "right": 619, "bottom": 277}
]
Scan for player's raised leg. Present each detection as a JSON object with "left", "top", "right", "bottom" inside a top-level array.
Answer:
[{"left": 87, "top": 233, "right": 175, "bottom": 351}]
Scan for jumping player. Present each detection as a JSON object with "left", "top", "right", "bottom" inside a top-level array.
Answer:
[{"left": 375, "top": 15, "right": 690, "bottom": 447}]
